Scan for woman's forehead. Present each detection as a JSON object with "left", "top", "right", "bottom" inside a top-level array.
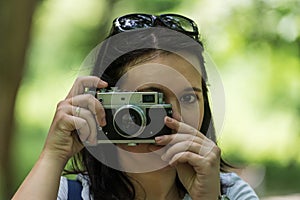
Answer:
[
  {"left": 128, "top": 53, "right": 202, "bottom": 77},
  {"left": 116, "top": 53, "right": 202, "bottom": 91}
]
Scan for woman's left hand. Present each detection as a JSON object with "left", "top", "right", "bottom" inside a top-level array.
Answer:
[{"left": 155, "top": 116, "right": 221, "bottom": 200}]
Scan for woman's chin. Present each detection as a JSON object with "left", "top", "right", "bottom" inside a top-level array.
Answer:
[{"left": 115, "top": 143, "right": 170, "bottom": 173}]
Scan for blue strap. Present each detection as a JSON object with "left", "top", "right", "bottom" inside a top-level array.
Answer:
[{"left": 67, "top": 179, "right": 83, "bottom": 200}]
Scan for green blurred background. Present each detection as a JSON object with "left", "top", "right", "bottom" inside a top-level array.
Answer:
[{"left": 1, "top": 0, "right": 300, "bottom": 199}]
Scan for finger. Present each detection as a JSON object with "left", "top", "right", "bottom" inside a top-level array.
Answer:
[
  {"left": 58, "top": 114, "right": 91, "bottom": 142},
  {"left": 56, "top": 101, "right": 99, "bottom": 145},
  {"left": 70, "top": 94, "right": 106, "bottom": 126},
  {"left": 169, "top": 145, "right": 221, "bottom": 167},
  {"left": 199, "top": 137, "right": 217, "bottom": 157},
  {"left": 168, "top": 151, "right": 202, "bottom": 167},
  {"left": 162, "top": 138, "right": 217, "bottom": 161},
  {"left": 155, "top": 133, "right": 203, "bottom": 146},
  {"left": 164, "top": 116, "right": 205, "bottom": 139},
  {"left": 161, "top": 140, "right": 202, "bottom": 161},
  {"left": 74, "top": 117, "right": 89, "bottom": 142},
  {"left": 70, "top": 130, "right": 85, "bottom": 152},
  {"left": 71, "top": 106, "right": 98, "bottom": 145},
  {"left": 66, "top": 76, "right": 107, "bottom": 99},
  {"left": 58, "top": 104, "right": 98, "bottom": 145}
]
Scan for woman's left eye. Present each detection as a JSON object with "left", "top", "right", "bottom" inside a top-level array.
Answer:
[{"left": 180, "top": 94, "right": 198, "bottom": 104}]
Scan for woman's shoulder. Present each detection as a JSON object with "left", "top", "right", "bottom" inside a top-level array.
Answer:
[{"left": 220, "top": 172, "right": 259, "bottom": 200}]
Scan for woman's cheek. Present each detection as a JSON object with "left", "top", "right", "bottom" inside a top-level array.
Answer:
[{"left": 181, "top": 105, "right": 203, "bottom": 129}]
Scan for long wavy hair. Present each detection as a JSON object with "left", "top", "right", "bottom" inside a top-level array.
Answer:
[{"left": 67, "top": 25, "right": 230, "bottom": 200}]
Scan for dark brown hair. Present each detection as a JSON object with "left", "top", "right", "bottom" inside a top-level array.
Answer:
[{"left": 68, "top": 25, "right": 231, "bottom": 199}]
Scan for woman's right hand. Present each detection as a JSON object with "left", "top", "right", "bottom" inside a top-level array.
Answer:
[
  {"left": 43, "top": 76, "right": 108, "bottom": 163},
  {"left": 12, "top": 76, "right": 108, "bottom": 200}
]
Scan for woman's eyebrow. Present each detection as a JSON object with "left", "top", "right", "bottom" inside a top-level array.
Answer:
[
  {"left": 184, "top": 87, "right": 202, "bottom": 93},
  {"left": 138, "top": 86, "right": 202, "bottom": 93}
]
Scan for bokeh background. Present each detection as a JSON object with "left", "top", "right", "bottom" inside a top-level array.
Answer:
[{"left": 1, "top": 0, "right": 300, "bottom": 199}]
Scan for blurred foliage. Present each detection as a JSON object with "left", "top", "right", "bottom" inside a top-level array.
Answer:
[
  {"left": 11, "top": 0, "right": 300, "bottom": 197},
  {"left": 131, "top": 0, "right": 182, "bottom": 12}
]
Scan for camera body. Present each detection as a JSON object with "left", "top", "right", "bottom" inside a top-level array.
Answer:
[{"left": 86, "top": 88, "right": 173, "bottom": 144}]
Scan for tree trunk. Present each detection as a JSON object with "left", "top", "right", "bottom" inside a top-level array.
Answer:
[{"left": 0, "top": 0, "right": 37, "bottom": 198}]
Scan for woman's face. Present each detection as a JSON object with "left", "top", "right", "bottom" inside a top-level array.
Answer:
[{"left": 115, "top": 52, "right": 204, "bottom": 154}]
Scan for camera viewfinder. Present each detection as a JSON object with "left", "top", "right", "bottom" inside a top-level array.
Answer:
[{"left": 142, "top": 94, "right": 155, "bottom": 103}]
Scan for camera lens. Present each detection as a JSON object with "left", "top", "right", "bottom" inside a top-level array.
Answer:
[{"left": 113, "top": 105, "right": 146, "bottom": 138}]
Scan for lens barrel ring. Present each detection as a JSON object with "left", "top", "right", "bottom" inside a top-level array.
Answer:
[{"left": 113, "top": 105, "right": 147, "bottom": 138}]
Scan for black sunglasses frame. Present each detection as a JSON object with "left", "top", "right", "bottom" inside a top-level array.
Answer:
[{"left": 111, "top": 13, "right": 200, "bottom": 40}]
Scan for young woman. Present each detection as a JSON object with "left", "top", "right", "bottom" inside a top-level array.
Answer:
[{"left": 13, "top": 14, "right": 259, "bottom": 200}]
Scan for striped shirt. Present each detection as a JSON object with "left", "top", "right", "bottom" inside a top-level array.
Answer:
[{"left": 57, "top": 172, "right": 259, "bottom": 200}]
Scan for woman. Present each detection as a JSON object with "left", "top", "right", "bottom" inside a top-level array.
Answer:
[{"left": 13, "top": 14, "right": 259, "bottom": 200}]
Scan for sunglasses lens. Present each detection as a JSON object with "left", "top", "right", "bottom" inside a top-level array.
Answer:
[
  {"left": 118, "top": 15, "right": 153, "bottom": 30},
  {"left": 113, "top": 14, "right": 199, "bottom": 40},
  {"left": 161, "top": 15, "right": 195, "bottom": 33}
]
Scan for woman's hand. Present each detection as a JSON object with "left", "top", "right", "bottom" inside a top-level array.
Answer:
[
  {"left": 43, "top": 76, "right": 107, "bottom": 163},
  {"left": 12, "top": 76, "right": 108, "bottom": 200},
  {"left": 155, "top": 116, "right": 221, "bottom": 200}
]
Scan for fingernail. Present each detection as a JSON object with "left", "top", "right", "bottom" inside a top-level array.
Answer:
[
  {"left": 101, "top": 80, "right": 108, "bottom": 86},
  {"left": 101, "top": 118, "right": 106, "bottom": 126},
  {"left": 169, "top": 161, "right": 175, "bottom": 167},
  {"left": 95, "top": 116, "right": 101, "bottom": 126},
  {"left": 155, "top": 136, "right": 163, "bottom": 142},
  {"left": 97, "top": 126, "right": 102, "bottom": 132},
  {"left": 84, "top": 141, "right": 96, "bottom": 147},
  {"left": 90, "top": 139, "right": 98, "bottom": 146},
  {"left": 166, "top": 117, "right": 172, "bottom": 122}
]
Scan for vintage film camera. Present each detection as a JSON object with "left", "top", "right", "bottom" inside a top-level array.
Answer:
[{"left": 85, "top": 87, "right": 173, "bottom": 144}]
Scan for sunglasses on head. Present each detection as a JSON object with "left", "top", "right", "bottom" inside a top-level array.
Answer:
[{"left": 110, "top": 13, "right": 200, "bottom": 40}]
